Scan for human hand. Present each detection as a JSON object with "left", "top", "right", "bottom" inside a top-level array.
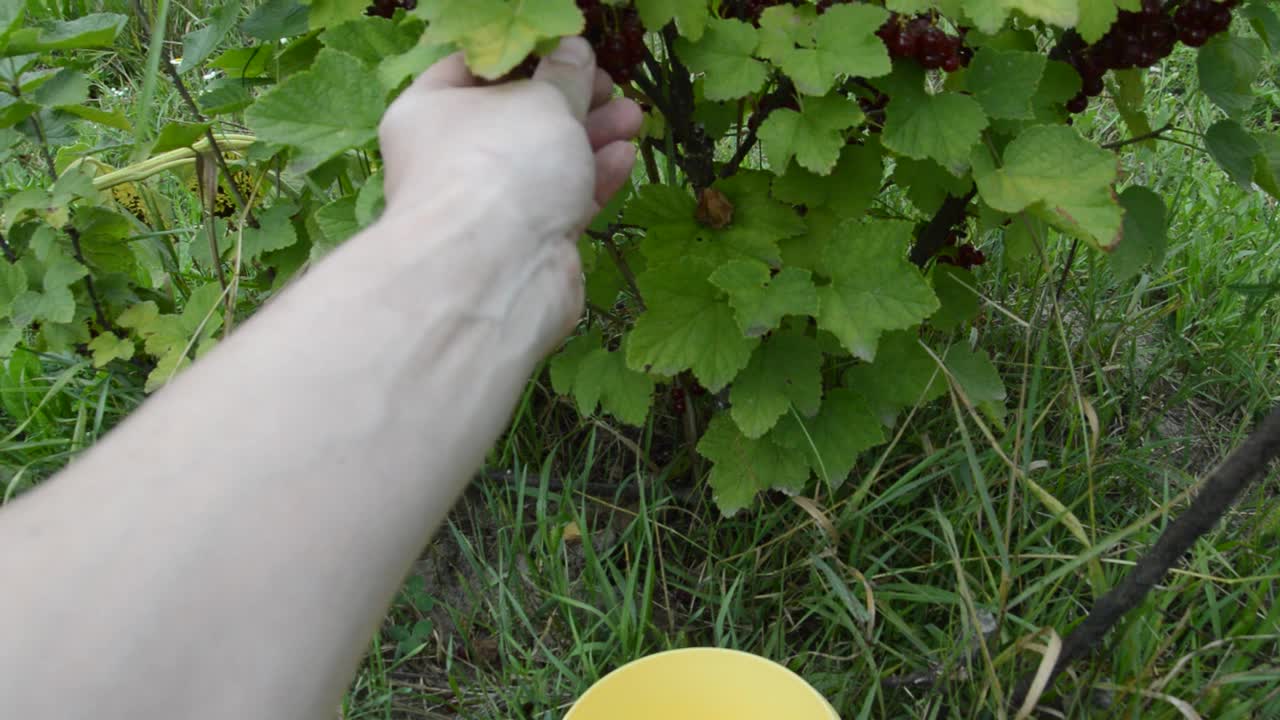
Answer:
[{"left": 375, "top": 36, "right": 641, "bottom": 348}]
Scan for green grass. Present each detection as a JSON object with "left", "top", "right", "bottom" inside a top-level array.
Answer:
[{"left": 3, "top": 6, "right": 1280, "bottom": 720}]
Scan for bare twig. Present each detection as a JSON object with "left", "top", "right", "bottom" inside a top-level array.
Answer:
[
  {"left": 718, "top": 78, "right": 795, "bottom": 180},
  {"left": 1009, "top": 403, "right": 1280, "bottom": 709},
  {"left": 588, "top": 228, "right": 645, "bottom": 311}
]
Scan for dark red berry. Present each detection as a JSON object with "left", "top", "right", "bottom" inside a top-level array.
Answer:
[
  {"left": 1066, "top": 94, "right": 1089, "bottom": 113},
  {"left": 1179, "top": 26, "right": 1210, "bottom": 46},
  {"left": 1082, "top": 74, "right": 1104, "bottom": 96},
  {"left": 942, "top": 53, "right": 961, "bottom": 72}
]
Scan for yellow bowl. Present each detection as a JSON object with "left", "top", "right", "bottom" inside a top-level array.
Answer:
[{"left": 563, "top": 647, "right": 839, "bottom": 720}]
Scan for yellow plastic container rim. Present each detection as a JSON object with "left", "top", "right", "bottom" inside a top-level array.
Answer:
[{"left": 563, "top": 646, "right": 839, "bottom": 719}]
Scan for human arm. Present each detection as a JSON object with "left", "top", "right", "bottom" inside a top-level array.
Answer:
[{"left": 0, "top": 38, "right": 640, "bottom": 720}]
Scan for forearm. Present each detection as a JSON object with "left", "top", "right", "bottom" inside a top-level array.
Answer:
[{"left": 0, "top": 196, "right": 566, "bottom": 718}]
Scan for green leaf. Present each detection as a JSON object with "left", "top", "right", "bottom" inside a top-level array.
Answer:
[
  {"left": 87, "top": 331, "right": 134, "bottom": 367},
  {"left": 893, "top": 156, "right": 973, "bottom": 215},
  {"left": 961, "top": 0, "right": 1078, "bottom": 34},
  {"left": 771, "top": 141, "right": 883, "bottom": 218},
  {"left": 972, "top": 124, "right": 1122, "bottom": 249},
  {"left": 674, "top": 18, "right": 766, "bottom": 101},
  {"left": 0, "top": 257, "right": 28, "bottom": 320},
  {"left": 178, "top": 0, "right": 241, "bottom": 73},
  {"left": 377, "top": 35, "right": 455, "bottom": 91},
  {"left": 844, "top": 331, "right": 946, "bottom": 423},
  {"left": 758, "top": 93, "right": 862, "bottom": 175},
  {"left": 943, "top": 344, "right": 1006, "bottom": 428},
  {"left": 882, "top": 91, "right": 988, "bottom": 175},
  {"left": 32, "top": 68, "right": 88, "bottom": 107},
  {"left": 306, "top": 0, "right": 370, "bottom": 28},
  {"left": 709, "top": 259, "right": 818, "bottom": 337},
  {"left": 74, "top": 206, "right": 136, "bottom": 275},
  {"left": 967, "top": 47, "right": 1044, "bottom": 120},
  {"left": 759, "top": 3, "right": 891, "bottom": 96},
  {"left": 420, "top": 0, "right": 583, "bottom": 79},
  {"left": 245, "top": 49, "right": 385, "bottom": 171},
  {"left": 1243, "top": 0, "right": 1280, "bottom": 52},
  {"left": 311, "top": 194, "right": 359, "bottom": 258},
  {"left": 550, "top": 329, "right": 598, "bottom": 397},
  {"left": 576, "top": 345, "right": 655, "bottom": 426},
  {"left": 1108, "top": 185, "right": 1166, "bottom": 281},
  {"left": 355, "top": 172, "right": 385, "bottom": 226},
  {"left": 1197, "top": 34, "right": 1264, "bottom": 119},
  {"left": 773, "top": 388, "right": 884, "bottom": 488},
  {"left": 198, "top": 78, "right": 258, "bottom": 115},
  {"left": 209, "top": 45, "right": 276, "bottom": 78},
  {"left": 631, "top": 172, "right": 804, "bottom": 268},
  {"left": 149, "top": 121, "right": 212, "bottom": 154},
  {"left": 3, "top": 13, "right": 127, "bottom": 55},
  {"left": 1253, "top": 132, "right": 1280, "bottom": 200},
  {"left": 58, "top": 104, "right": 131, "bottom": 131},
  {"left": 12, "top": 245, "right": 87, "bottom": 325},
  {"left": 729, "top": 333, "right": 822, "bottom": 439},
  {"left": 697, "top": 414, "right": 810, "bottom": 516},
  {"left": 929, "top": 264, "right": 980, "bottom": 331},
  {"left": 320, "top": 16, "right": 417, "bottom": 68},
  {"left": 626, "top": 259, "right": 758, "bottom": 393},
  {"left": 1076, "top": 0, "right": 1124, "bottom": 44},
  {"left": 1205, "top": 118, "right": 1262, "bottom": 189},
  {"left": 240, "top": 203, "right": 299, "bottom": 262},
  {"left": 817, "top": 219, "right": 939, "bottom": 362},
  {"left": 0, "top": 94, "right": 37, "bottom": 128},
  {"left": 635, "top": 0, "right": 709, "bottom": 39},
  {"left": 242, "top": 0, "right": 310, "bottom": 42}
]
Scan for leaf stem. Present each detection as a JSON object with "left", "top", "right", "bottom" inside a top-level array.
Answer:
[
  {"left": 1100, "top": 120, "right": 1175, "bottom": 150},
  {"left": 67, "top": 227, "right": 111, "bottom": 331},
  {"left": 0, "top": 231, "right": 16, "bottom": 263},
  {"left": 589, "top": 228, "right": 645, "bottom": 312}
]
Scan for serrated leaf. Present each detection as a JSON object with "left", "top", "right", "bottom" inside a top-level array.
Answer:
[
  {"left": 632, "top": 172, "right": 803, "bottom": 268},
  {"left": 240, "top": 203, "right": 299, "bottom": 262},
  {"left": 312, "top": 194, "right": 359, "bottom": 257},
  {"left": 242, "top": 0, "right": 310, "bottom": 42},
  {"left": 773, "top": 388, "right": 884, "bottom": 488},
  {"left": 0, "top": 94, "right": 37, "bottom": 128},
  {"left": 883, "top": 91, "right": 987, "bottom": 175},
  {"left": 550, "top": 328, "right": 599, "bottom": 397},
  {"left": 320, "top": 16, "right": 417, "bottom": 68},
  {"left": 844, "top": 330, "right": 946, "bottom": 423},
  {"left": 943, "top": 344, "right": 1006, "bottom": 428},
  {"left": 635, "top": 0, "right": 709, "bottom": 39},
  {"left": 759, "top": 3, "right": 891, "bottom": 96},
  {"left": 1109, "top": 185, "right": 1166, "bottom": 281},
  {"left": 709, "top": 259, "right": 817, "bottom": 337},
  {"left": 697, "top": 414, "right": 810, "bottom": 516},
  {"left": 967, "top": 47, "right": 1044, "bottom": 120},
  {"left": 771, "top": 141, "right": 883, "bottom": 217},
  {"left": 73, "top": 206, "right": 136, "bottom": 275},
  {"left": 245, "top": 49, "right": 384, "bottom": 171},
  {"left": 626, "top": 259, "right": 758, "bottom": 392},
  {"left": 674, "top": 18, "right": 765, "bottom": 100},
  {"left": 87, "top": 331, "right": 134, "bottom": 367},
  {"left": 420, "top": 0, "right": 583, "bottom": 79},
  {"left": 3, "top": 13, "right": 127, "bottom": 55},
  {"left": 576, "top": 346, "right": 655, "bottom": 426},
  {"left": 0, "top": 257, "right": 28, "bottom": 319},
  {"left": 817, "top": 219, "right": 939, "bottom": 362},
  {"left": 355, "top": 172, "right": 385, "bottom": 226},
  {"left": 758, "top": 93, "right": 862, "bottom": 175},
  {"left": 1197, "top": 34, "right": 1264, "bottom": 119},
  {"left": 11, "top": 246, "right": 86, "bottom": 325},
  {"left": 178, "top": 0, "right": 241, "bottom": 73},
  {"left": 198, "top": 78, "right": 258, "bottom": 115},
  {"left": 729, "top": 333, "right": 822, "bottom": 439},
  {"left": 929, "top": 264, "right": 980, "bottom": 331},
  {"left": 377, "top": 36, "right": 455, "bottom": 91},
  {"left": 893, "top": 156, "right": 973, "bottom": 215},
  {"left": 307, "top": 0, "right": 369, "bottom": 28},
  {"left": 1076, "top": 0, "right": 1124, "bottom": 44},
  {"left": 150, "top": 121, "right": 212, "bottom": 155},
  {"left": 1205, "top": 118, "right": 1262, "bottom": 189},
  {"left": 973, "top": 124, "right": 1121, "bottom": 249}
]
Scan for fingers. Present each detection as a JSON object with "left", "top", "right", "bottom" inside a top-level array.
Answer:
[
  {"left": 593, "top": 140, "right": 637, "bottom": 207},
  {"left": 532, "top": 37, "right": 596, "bottom": 122},
  {"left": 590, "top": 68, "right": 614, "bottom": 110},
  {"left": 411, "top": 51, "right": 478, "bottom": 91},
  {"left": 585, "top": 97, "right": 643, "bottom": 151}
]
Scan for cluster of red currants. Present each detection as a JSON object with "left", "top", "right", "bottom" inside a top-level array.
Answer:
[
  {"left": 364, "top": 0, "right": 415, "bottom": 19},
  {"left": 1061, "top": 0, "right": 1237, "bottom": 113},
  {"left": 577, "top": 0, "right": 647, "bottom": 83},
  {"left": 937, "top": 229, "right": 986, "bottom": 270},
  {"left": 877, "top": 13, "right": 973, "bottom": 72}
]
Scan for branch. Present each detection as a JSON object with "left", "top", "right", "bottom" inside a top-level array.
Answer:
[
  {"left": 1101, "top": 121, "right": 1175, "bottom": 150},
  {"left": 717, "top": 78, "right": 795, "bottom": 180},
  {"left": 1010, "top": 403, "right": 1280, "bottom": 709},
  {"left": 908, "top": 189, "right": 977, "bottom": 267},
  {"left": 588, "top": 228, "right": 645, "bottom": 311},
  {"left": 66, "top": 227, "right": 111, "bottom": 331},
  {"left": 0, "top": 230, "right": 16, "bottom": 263},
  {"left": 163, "top": 59, "right": 259, "bottom": 228}
]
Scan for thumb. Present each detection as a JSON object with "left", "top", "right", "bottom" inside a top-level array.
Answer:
[{"left": 532, "top": 36, "right": 596, "bottom": 123}]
